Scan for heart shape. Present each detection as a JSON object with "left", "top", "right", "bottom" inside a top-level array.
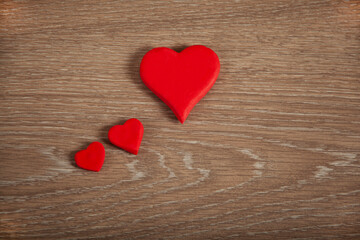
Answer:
[
  {"left": 108, "top": 118, "right": 144, "bottom": 155},
  {"left": 75, "top": 142, "right": 105, "bottom": 172},
  {"left": 140, "top": 45, "right": 220, "bottom": 123}
]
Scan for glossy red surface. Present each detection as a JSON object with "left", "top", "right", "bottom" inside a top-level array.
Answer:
[
  {"left": 140, "top": 45, "right": 220, "bottom": 123},
  {"left": 108, "top": 118, "right": 144, "bottom": 155},
  {"left": 75, "top": 142, "right": 105, "bottom": 172}
]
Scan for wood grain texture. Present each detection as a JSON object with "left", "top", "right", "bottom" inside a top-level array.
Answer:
[{"left": 1, "top": 0, "right": 360, "bottom": 239}]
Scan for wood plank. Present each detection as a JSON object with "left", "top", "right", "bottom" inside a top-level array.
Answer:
[{"left": 1, "top": 0, "right": 359, "bottom": 239}]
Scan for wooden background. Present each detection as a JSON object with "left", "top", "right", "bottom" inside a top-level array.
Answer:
[{"left": 1, "top": 0, "right": 359, "bottom": 239}]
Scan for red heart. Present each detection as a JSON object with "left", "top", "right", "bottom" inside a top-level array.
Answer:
[
  {"left": 75, "top": 142, "right": 105, "bottom": 172},
  {"left": 140, "top": 45, "right": 220, "bottom": 123},
  {"left": 108, "top": 118, "right": 144, "bottom": 155}
]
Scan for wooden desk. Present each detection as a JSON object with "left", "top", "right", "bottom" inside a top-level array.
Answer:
[{"left": 1, "top": 0, "right": 359, "bottom": 239}]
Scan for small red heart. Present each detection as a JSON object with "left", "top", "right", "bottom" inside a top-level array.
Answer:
[
  {"left": 108, "top": 118, "right": 144, "bottom": 155},
  {"left": 75, "top": 142, "right": 105, "bottom": 172},
  {"left": 140, "top": 45, "right": 220, "bottom": 123}
]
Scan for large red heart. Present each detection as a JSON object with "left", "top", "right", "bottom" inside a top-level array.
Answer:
[
  {"left": 75, "top": 142, "right": 105, "bottom": 172},
  {"left": 108, "top": 118, "right": 144, "bottom": 155},
  {"left": 140, "top": 45, "right": 220, "bottom": 123}
]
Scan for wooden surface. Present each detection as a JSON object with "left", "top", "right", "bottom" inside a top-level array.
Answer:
[{"left": 1, "top": 0, "right": 360, "bottom": 239}]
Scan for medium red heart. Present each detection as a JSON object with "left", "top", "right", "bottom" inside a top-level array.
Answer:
[
  {"left": 140, "top": 45, "right": 220, "bottom": 123},
  {"left": 108, "top": 118, "right": 144, "bottom": 155},
  {"left": 75, "top": 142, "right": 105, "bottom": 172}
]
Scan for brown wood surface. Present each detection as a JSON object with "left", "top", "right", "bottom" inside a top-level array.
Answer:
[{"left": 1, "top": 0, "right": 360, "bottom": 239}]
